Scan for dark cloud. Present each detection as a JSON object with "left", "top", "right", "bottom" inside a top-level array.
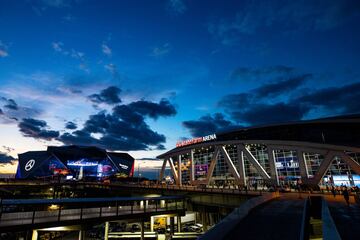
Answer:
[
  {"left": 0, "top": 108, "right": 3, "bottom": 115},
  {"left": 230, "top": 65, "right": 294, "bottom": 80},
  {"left": 1, "top": 98, "right": 19, "bottom": 110},
  {"left": 0, "top": 152, "right": 15, "bottom": 164},
  {"left": 88, "top": 86, "right": 122, "bottom": 105},
  {"left": 127, "top": 99, "right": 177, "bottom": 119},
  {"left": 254, "top": 74, "right": 312, "bottom": 98},
  {"left": 295, "top": 82, "right": 360, "bottom": 114},
  {"left": 58, "top": 99, "right": 176, "bottom": 151},
  {"left": 183, "top": 113, "right": 238, "bottom": 137},
  {"left": 65, "top": 121, "right": 77, "bottom": 130},
  {"left": 220, "top": 66, "right": 360, "bottom": 126},
  {"left": 230, "top": 103, "right": 309, "bottom": 125},
  {"left": 18, "top": 118, "right": 59, "bottom": 140}
]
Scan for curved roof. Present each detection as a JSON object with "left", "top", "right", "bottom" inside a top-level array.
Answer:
[
  {"left": 158, "top": 114, "right": 360, "bottom": 158},
  {"left": 17, "top": 145, "right": 134, "bottom": 178}
]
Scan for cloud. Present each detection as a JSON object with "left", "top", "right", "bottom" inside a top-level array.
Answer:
[
  {"left": 230, "top": 65, "right": 295, "bottom": 81},
  {"left": 150, "top": 43, "right": 171, "bottom": 57},
  {"left": 295, "top": 81, "right": 360, "bottom": 114},
  {"left": 167, "top": 0, "right": 187, "bottom": 15},
  {"left": 0, "top": 152, "right": 15, "bottom": 165},
  {"left": 2, "top": 98, "right": 19, "bottom": 110},
  {"left": 0, "top": 97, "right": 41, "bottom": 123},
  {"left": 253, "top": 74, "right": 312, "bottom": 99},
  {"left": 65, "top": 121, "right": 77, "bottom": 130},
  {"left": 58, "top": 98, "right": 176, "bottom": 151},
  {"left": 52, "top": 42, "right": 87, "bottom": 72},
  {"left": 208, "top": 0, "right": 360, "bottom": 45},
  {"left": 18, "top": 118, "right": 59, "bottom": 140},
  {"left": 104, "top": 63, "right": 118, "bottom": 75},
  {"left": 88, "top": 86, "right": 122, "bottom": 105},
  {"left": 102, "top": 43, "right": 112, "bottom": 57},
  {"left": 127, "top": 99, "right": 177, "bottom": 119},
  {"left": 0, "top": 41, "right": 9, "bottom": 58},
  {"left": 183, "top": 113, "right": 238, "bottom": 137},
  {"left": 219, "top": 65, "right": 360, "bottom": 125},
  {"left": 219, "top": 66, "right": 315, "bottom": 125},
  {"left": 229, "top": 103, "right": 309, "bottom": 125}
]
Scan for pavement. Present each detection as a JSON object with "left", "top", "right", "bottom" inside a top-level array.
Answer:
[
  {"left": 224, "top": 195, "right": 304, "bottom": 240},
  {"left": 326, "top": 195, "right": 360, "bottom": 240}
]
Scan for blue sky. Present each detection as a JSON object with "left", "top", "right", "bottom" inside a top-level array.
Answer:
[{"left": 1, "top": 0, "right": 360, "bottom": 174}]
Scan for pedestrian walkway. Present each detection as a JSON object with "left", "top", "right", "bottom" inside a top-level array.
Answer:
[
  {"left": 224, "top": 195, "right": 304, "bottom": 240},
  {"left": 327, "top": 195, "right": 360, "bottom": 240}
]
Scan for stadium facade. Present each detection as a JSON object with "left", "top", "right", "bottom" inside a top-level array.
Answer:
[
  {"left": 158, "top": 115, "right": 360, "bottom": 188},
  {"left": 15, "top": 146, "right": 134, "bottom": 180}
]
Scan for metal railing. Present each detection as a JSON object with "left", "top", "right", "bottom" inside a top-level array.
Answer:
[{"left": 0, "top": 196, "right": 185, "bottom": 228}]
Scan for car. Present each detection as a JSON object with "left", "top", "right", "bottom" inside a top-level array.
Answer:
[{"left": 189, "top": 224, "right": 203, "bottom": 233}]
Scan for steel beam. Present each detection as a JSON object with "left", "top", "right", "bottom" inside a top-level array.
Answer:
[
  {"left": 205, "top": 147, "right": 220, "bottom": 185},
  {"left": 178, "top": 155, "right": 182, "bottom": 186},
  {"left": 220, "top": 146, "right": 241, "bottom": 183},
  {"left": 310, "top": 151, "right": 337, "bottom": 185},
  {"left": 297, "top": 150, "right": 308, "bottom": 179},
  {"left": 190, "top": 149, "right": 195, "bottom": 183},
  {"left": 340, "top": 152, "right": 360, "bottom": 175},
  {"left": 169, "top": 157, "right": 179, "bottom": 184},
  {"left": 239, "top": 145, "right": 271, "bottom": 179},
  {"left": 236, "top": 146, "right": 246, "bottom": 186},
  {"left": 267, "top": 147, "right": 279, "bottom": 185},
  {"left": 158, "top": 158, "right": 167, "bottom": 181}
]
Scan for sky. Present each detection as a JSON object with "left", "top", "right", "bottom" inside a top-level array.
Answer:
[{"left": 1, "top": 0, "right": 360, "bottom": 176}]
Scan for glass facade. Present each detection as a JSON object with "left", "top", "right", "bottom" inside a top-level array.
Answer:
[{"left": 170, "top": 144, "right": 360, "bottom": 187}]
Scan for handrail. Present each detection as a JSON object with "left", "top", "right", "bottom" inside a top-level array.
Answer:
[
  {"left": 299, "top": 197, "right": 310, "bottom": 240},
  {"left": 321, "top": 199, "right": 341, "bottom": 240},
  {"left": 1, "top": 195, "right": 184, "bottom": 206}
]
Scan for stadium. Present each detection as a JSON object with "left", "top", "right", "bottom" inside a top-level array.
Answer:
[
  {"left": 15, "top": 145, "right": 134, "bottom": 180},
  {"left": 158, "top": 115, "right": 360, "bottom": 188}
]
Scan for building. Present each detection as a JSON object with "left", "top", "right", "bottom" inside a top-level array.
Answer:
[
  {"left": 157, "top": 115, "right": 360, "bottom": 188},
  {"left": 15, "top": 145, "right": 135, "bottom": 180}
]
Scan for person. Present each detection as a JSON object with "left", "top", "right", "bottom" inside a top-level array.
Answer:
[
  {"left": 331, "top": 186, "right": 336, "bottom": 198},
  {"left": 342, "top": 187, "right": 350, "bottom": 206}
]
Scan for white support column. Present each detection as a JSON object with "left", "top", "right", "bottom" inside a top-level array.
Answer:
[
  {"left": 311, "top": 151, "right": 337, "bottom": 185},
  {"left": 240, "top": 145, "right": 271, "bottom": 179},
  {"left": 267, "top": 147, "right": 279, "bottom": 185},
  {"left": 31, "top": 230, "right": 38, "bottom": 240},
  {"left": 339, "top": 152, "right": 360, "bottom": 175},
  {"left": 178, "top": 155, "right": 182, "bottom": 186},
  {"left": 158, "top": 158, "right": 167, "bottom": 182},
  {"left": 297, "top": 150, "right": 308, "bottom": 180},
  {"left": 236, "top": 146, "right": 246, "bottom": 186},
  {"left": 220, "top": 146, "right": 241, "bottom": 183},
  {"left": 205, "top": 147, "right": 221, "bottom": 185},
  {"left": 150, "top": 216, "right": 154, "bottom": 232},
  {"left": 104, "top": 222, "right": 109, "bottom": 240},
  {"left": 169, "top": 157, "right": 179, "bottom": 183},
  {"left": 190, "top": 149, "right": 195, "bottom": 183}
]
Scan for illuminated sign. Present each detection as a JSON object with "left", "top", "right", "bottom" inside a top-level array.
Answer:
[
  {"left": 119, "top": 163, "right": 129, "bottom": 170},
  {"left": 176, "top": 134, "right": 216, "bottom": 147},
  {"left": 67, "top": 159, "right": 98, "bottom": 167},
  {"left": 195, "top": 164, "right": 208, "bottom": 176},
  {"left": 25, "top": 159, "right": 35, "bottom": 171}
]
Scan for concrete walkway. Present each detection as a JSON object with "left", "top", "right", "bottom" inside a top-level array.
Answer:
[
  {"left": 327, "top": 195, "right": 360, "bottom": 240},
  {"left": 224, "top": 195, "right": 304, "bottom": 240}
]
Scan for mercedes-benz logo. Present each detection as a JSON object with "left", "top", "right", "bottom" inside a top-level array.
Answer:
[{"left": 25, "top": 159, "right": 35, "bottom": 171}]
